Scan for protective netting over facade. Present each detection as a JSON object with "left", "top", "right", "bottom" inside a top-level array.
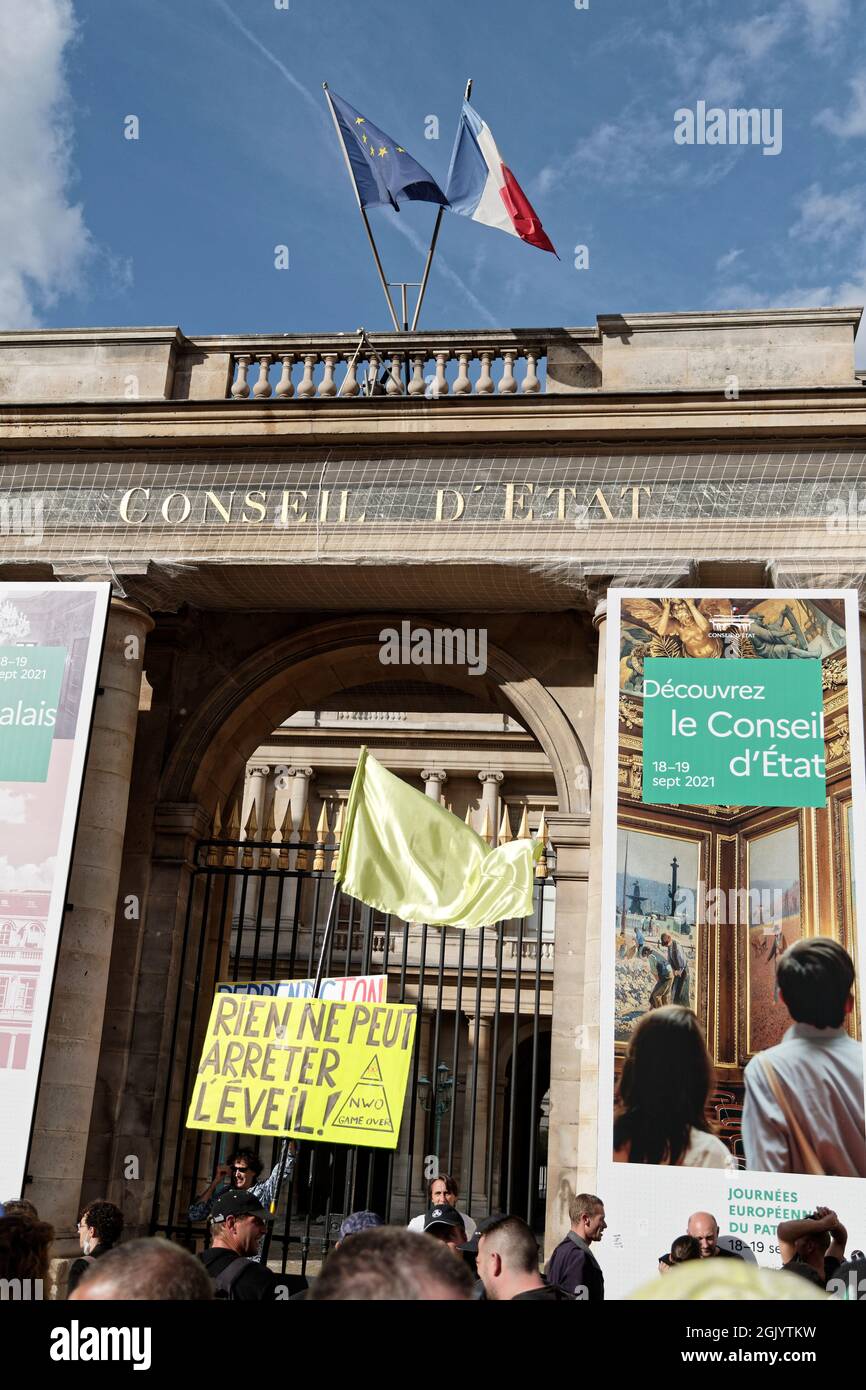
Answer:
[{"left": 2, "top": 446, "right": 866, "bottom": 609}]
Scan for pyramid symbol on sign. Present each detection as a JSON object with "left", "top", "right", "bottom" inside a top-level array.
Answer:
[{"left": 331, "top": 1053, "right": 394, "bottom": 1132}]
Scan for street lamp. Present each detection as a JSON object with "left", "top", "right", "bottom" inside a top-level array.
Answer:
[{"left": 417, "top": 1061, "right": 454, "bottom": 1168}]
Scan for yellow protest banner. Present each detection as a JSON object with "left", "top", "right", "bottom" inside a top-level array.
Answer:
[{"left": 186, "top": 994, "right": 417, "bottom": 1150}]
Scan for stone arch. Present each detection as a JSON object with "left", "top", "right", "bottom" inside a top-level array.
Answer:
[{"left": 159, "top": 613, "right": 590, "bottom": 816}]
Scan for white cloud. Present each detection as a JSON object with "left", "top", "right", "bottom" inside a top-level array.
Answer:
[
  {"left": 731, "top": 13, "right": 790, "bottom": 63},
  {"left": 0, "top": 789, "right": 27, "bottom": 824},
  {"left": 816, "top": 73, "right": 866, "bottom": 137},
  {"left": 790, "top": 183, "right": 866, "bottom": 246},
  {"left": 0, "top": 0, "right": 92, "bottom": 328},
  {"left": 0, "top": 855, "right": 57, "bottom": 891},
  {"left": 794, "top": 0, "right": 850, "bottom": 48},
  {"left": 537, "top": 108, "right": 741, "bottom": 196},
  {"left": 716, "top": 248, "right": 744, "bottom": 272}
]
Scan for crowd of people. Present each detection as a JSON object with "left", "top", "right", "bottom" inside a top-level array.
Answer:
[
  {"left": 2, "top": 1170, "right": 864, "bottom": 1300},
  {"left": 0, "top": 936, "right": 862, "bottom": 1302}
]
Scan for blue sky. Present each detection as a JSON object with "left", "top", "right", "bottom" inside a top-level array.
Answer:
[{"left": 4, "top": 0, "right": 866, "bottom": 353}]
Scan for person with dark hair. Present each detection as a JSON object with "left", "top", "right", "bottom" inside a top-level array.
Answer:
[
  {"left": 742, "top": 938, "right": 866, "bottom": 1176},
  {"left": 477, "top": 1215, "right": 574, "bottom": 1300},
  {"left": 70, "top": 1236, "right": 214, "bottom": 1300},
  {"left": 0, "top": 1213, "right": 54, "bottom": 1287},
  {"left": 777, "top": 1206, "right": 847, "bottom": 1289},
  {"left": 67, "top": 1199, "right": 124, "bottom": 1297},
  {"left": 659, "top": 1233, "right": 701, "bottom": 1273},
  {"left": 308, "top": 1226, "right": 473, "bottom": 1301},
  {"left": 407, "top": 1173, "right": 475, "bottom": 1238},
  {"left": 614, "top": 1006, "right": 735, "bottom": 1168},
  {"left": 545, "top": 1193, "right": 606, "bottom": 1300},
  {"left": 187, "top": 1143, "right": 294, "bottom": 1226},
  {"left": 2, "top": 1199, "right": 38, "bottom": 1219}
]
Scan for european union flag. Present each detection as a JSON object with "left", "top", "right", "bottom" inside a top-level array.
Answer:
[{"left": 326, "top": 89, "right": 448, "bottom": 211}]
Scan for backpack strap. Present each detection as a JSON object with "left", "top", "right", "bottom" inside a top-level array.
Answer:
[
  {"left": 761, "top": 1058, "right": 825, "bottom": 1176},
  {"left": 212, "top": 1255, "right": 252, "bottom": 1298}
]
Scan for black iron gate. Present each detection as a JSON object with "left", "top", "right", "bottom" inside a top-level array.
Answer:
[{"left": 150, "top": 821, "right": 554, "bottom": 1275}]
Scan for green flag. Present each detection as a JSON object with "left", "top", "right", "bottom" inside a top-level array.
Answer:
[{"left": 335, "top": 747, "right": 542, "bottom": 929}]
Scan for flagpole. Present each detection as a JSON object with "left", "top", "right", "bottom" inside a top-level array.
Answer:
[
  {"left": 409, "top": 77, "right": 472, "bottom": 333},
  {"left": 323, "top": 81, "right": 401, "bottom": 333},
  {"left": 261, "top": 875, "right": 341, "bottom": 1261}
]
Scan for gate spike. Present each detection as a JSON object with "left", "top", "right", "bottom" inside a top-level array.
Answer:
[
  {"left": 241, "top": 801, "right": 256, "bottom": 866},
  {"left": 464, "top": 804, "right": 474, "bottom": 829},
  {"left": 313, "top": 803, "right": 330, "bottom": 872},
  {"left": 223, "top": 800, "right": 240, "bottom": 866},
  {"left": 516, "top": 804, "right": 530, "bottom": 839},
  {"left": 259, "top": 800, "right": 277, "bottom": 868},
  {"left": 480, "top": 806, "right": 492, "bottom": 845},
  {"left": 295, "top": 803, "right": 312, "bottom": 871},
  {"left": 535, "top": 806, "right": 549, "bottom": 880},
  {"left": 277, "top": 802, "right": 292, "bottom": 868},
  {"left": 498, "top": 805, "right": 513, "bottom": 843},
  {"left": 207, "top": 800, "right": 223, "bottom": 865},
  {"left": 330, "top": 801, "right": 345, "bottom": 871}
]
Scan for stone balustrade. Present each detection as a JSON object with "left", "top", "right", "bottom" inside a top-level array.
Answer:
[{"left": 226, "top": 331, "right": 548, "bottom": 400}]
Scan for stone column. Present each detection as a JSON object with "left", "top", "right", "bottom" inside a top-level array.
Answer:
[
  {"left": 478, "top": 770, "right": 504, "bottom": 844},
  {"left": 288, "top": 765, "right": 314, "bottom": 834},
  {"left": 244, "top": 763, "right": 271, "bottom": 834},
  {"left": 461, "top": 1014, "right": 492, "bottom": 1213},
  {"left": 421, "top": 768, "right": 447, "bottom": 800},
  {"left": 541, "top": 600, "right": 602, "bottom": 1259},
  {"left": 26, "top": 597, "right": 154, "bottom": 1241}
]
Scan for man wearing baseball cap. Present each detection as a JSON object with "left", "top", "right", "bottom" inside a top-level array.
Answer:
[
  {"left": 422, "top": 1203, "right": 467, "bottom": 1257},
  {"left": 199, "top": 1190, "right": 285, "bottom": 1300}
]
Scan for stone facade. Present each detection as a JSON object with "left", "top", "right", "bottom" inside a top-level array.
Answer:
[{"left": 1, "top": 307, "right": 865, "bottom": 1256}]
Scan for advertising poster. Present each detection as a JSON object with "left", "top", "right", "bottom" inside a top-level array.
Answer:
[
  {"left": 0, "top": 582, "right": 110, "bottom": 1198},
  {"left": 599, "top": 590, "right": 866, "bottom": 1298}
]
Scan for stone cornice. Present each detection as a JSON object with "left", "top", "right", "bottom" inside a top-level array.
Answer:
[
  {"left": 2, "top": 387, "right": 866, "bottom": 448},
  {"left": 598, "top": 306, "right": 863, "bottom": 334}
]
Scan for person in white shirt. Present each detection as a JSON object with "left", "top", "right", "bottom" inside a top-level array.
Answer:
[
  {"left": 613, "top": 1005, "right": 736, "bottom": 1168},
  {"left": 743, "top": 937, "right": 866, "bottom": 1177},
  {"left": 407, "top": 1174, "right": 476, "bottom": 1239}
]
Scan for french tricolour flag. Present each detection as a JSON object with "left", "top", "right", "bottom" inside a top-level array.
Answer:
[{"left": 445, "top": 100, "right": 557, "bottom": 255}]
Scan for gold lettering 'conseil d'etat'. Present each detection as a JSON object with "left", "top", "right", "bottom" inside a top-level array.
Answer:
[{"left": 116, "top": 483, "right": 652, "bottom": 525}]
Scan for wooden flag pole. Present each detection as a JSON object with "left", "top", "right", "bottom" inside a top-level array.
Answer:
[
  {"left": 323, "top": 82, "right": 401, "bottom": 332},
  {"left": 409, "top": 77, "right": 472, "bottom": 333}
]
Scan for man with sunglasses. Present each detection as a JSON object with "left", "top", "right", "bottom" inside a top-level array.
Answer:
[{"left": 188, "top": 1144, "right": 296, "bottom": 1247}]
